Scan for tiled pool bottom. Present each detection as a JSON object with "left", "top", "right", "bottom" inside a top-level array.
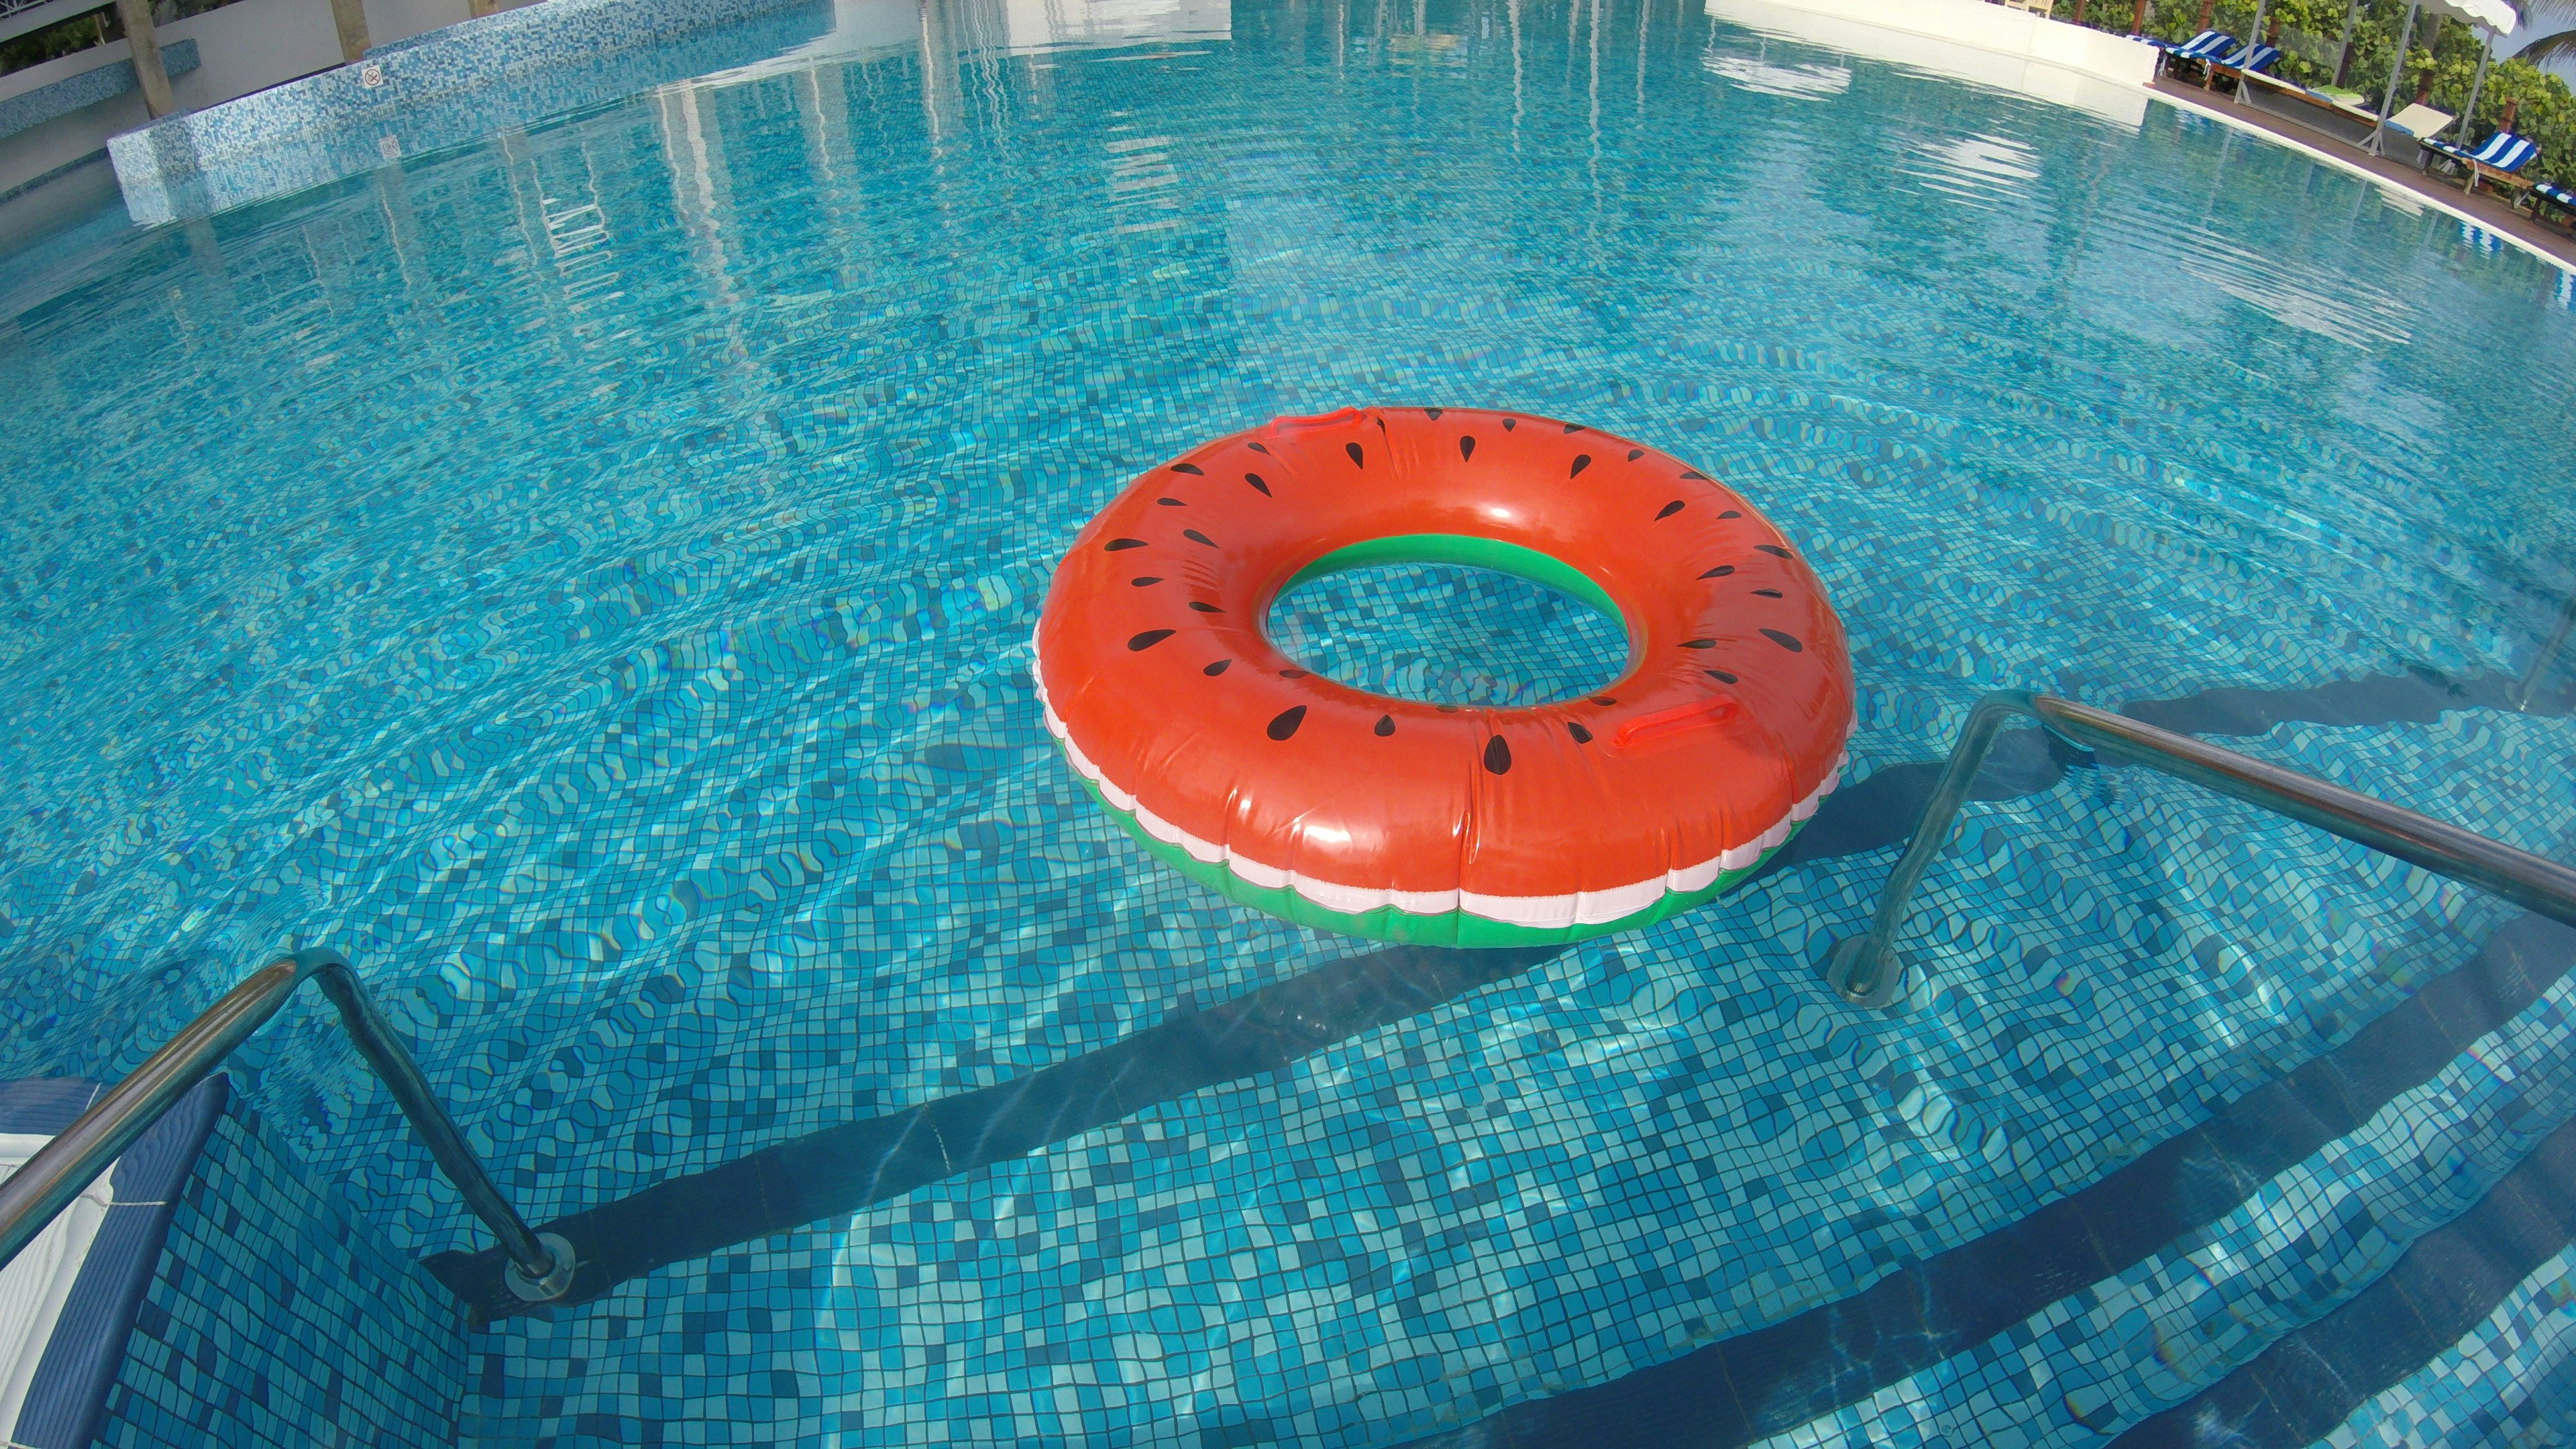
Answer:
[
  {"left": 421, "top": 687, "right": 2576, "bottom": 1449},
  {"left": 2344, "top": 1244, "right": 2576, "bottom": 1449},
  {"left": 5, "top": 0, "right": 2576, "bottom": 1441}
]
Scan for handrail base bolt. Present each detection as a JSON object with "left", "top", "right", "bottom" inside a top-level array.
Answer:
[
  {"left": 504, "top": 1232, "right": 579, "bottom": 1303},
  {"left": 1825, "top": 937, "right": 1909, "bottom": 1009}
]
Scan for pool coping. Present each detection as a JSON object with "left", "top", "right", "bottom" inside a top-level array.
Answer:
[{"left": 2145, "top": 76, "right": 2576, "bottom": 277}]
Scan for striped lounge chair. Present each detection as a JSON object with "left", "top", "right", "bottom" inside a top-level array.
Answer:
[
  {"left": 2421, "top": 129, "right": 2540, "bottom": 197},
  {"left": 2530, "top": 180, "right": 2576, "bottom": 229},
  {"left": 2155, "top": 30, "right": 2237, "bottom": 82},
  {"left": 2205, "top": 41, "right": 2282, "bottom": 92}
]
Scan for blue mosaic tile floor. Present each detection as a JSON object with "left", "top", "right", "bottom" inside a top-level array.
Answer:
[{"left": 2, "top": 0, "right": 2575, "bottom": 1442}]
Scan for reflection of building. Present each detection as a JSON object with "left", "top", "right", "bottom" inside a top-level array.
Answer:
[
  {"left": 999, "top": 0, "right": 1230, "bottom": 52},
  {"left": 1706, "top": 0, "right": 2149, "bottom": 129}
]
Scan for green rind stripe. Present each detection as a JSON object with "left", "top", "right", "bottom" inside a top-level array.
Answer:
[
  {"left": 1069, "top": 772, "right": 1797, "bottom": 947},
  {"left": 1279, "top": 533, "right": 1627, "bottom": 638}
]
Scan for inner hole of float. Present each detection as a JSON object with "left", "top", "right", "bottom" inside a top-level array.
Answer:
[{"left": 1265, "top": 562, "right": 1629, "bottom": 708}]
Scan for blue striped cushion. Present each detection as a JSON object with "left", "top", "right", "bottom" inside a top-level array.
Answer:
[{"left": 2471, "top": 130, "right": 2534, "bottom": 169}]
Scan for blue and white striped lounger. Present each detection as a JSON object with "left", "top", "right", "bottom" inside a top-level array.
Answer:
[
  {"left": 2212, "top": 42, "right": 2282, "bottom": 76},
  {"left": 2154, "top": 30, "right": 2237, "bottom": 75}
]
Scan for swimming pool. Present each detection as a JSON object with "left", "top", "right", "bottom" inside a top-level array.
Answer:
[{"left": 3, "top": 0, "right": 2576, "bottom": 1442}]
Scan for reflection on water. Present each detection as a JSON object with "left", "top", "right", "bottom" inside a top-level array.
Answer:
[
  {"left": 2181, "top": 234, "right": 2414, "bottom": 347},
  {"left": 1701, "top": 46, "right": 1849, "bottom": 98},
  {"left": 4, "top": 1, "right": 2576, "bottom": 1443},
  {"left": 1905, "top": 131, "right": 2039, "bottom": 203}
]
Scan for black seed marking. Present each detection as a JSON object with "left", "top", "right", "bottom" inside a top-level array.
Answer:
[
  {"left": 1279, "top": 668, "right": 1309, "bottom": 678},
  {"left": 1345, "top": 442, "right": 1364, "bottom": 468},
  {"left": 1267, "top": 706, "right": 1307, "bottom": 741},
  {"left": 1204, "top": 659, "right": 1232, "bottom": 676},
  {"left": 1761, "top": 629, "right": 1804, "bottom": 652},
  {"left": 1132, "top": 576, "right": 1163, "bottom": 586},
  {"left": 1656, "top": 500, "right": 1685, "bottom": 520},
  {"left": 1564, "top": 423, "right": 1586, "bottom": 434},
  {"left": 1424, "top": 407, "right": 1444, "bottom": 419},
  {"left": 1438, "top": 704, "right": 1462, "bottom": 713},
  {"left": 1157, "top": 497, "right": 1186, "bottom": 506},
  {"left": 1188, "top": 602, "right": 1224, "bottom": 612},
  {"left": 1699, "top": 566, "right": 1736, "bottom": 579},
  {"left": 1591, "top": 694, "right": 1617, "bottom": 706},
  {"left": 1566, "top": 721, "right": 1593, "bottom": 744},
  {"left": 1680, "top": 638, "right": 1717, "bottom": 649},
  {"left": 1570, "top": 455, "right": 1593, "bottom": 478},
  {"left": 1681, "top": 470, "right": 1709, "bottom": 481},
  {"left": 1374, "top": 714, "right": 1395, "bottom": 737},
  {"left": 1501, "top": 418, "right": 1517, "bottom": 431},
  {"left": 1106, "top": 538, "right": 1146, "bottom": 551},
  {"left": 1627, "top": 449, "right": 1644, "bottom": 462},
  {"left": 1483, "top": 736, "right": 1512, "bottom": 773},
  {"left": 1183, "top": 529, "right": 1217, "bottom": 547},
  {"left": 1244, "top": 473, "right": 1271, "bottom": 496},
  {"left": 1171, "top": 463, "right": 1204, "bottom": 476},
  {"left": 1128, "top": 629, "right": 1175, "bottom": 651},
  {"left": 1247, "top": 441, "right": 1269, "bottom": 454},
  {"left": 1459, "top": 436, "right": 1477, "bottom": 462},
  {"left": 1705, "top": 669, "right": 1738, "bottom": 684},
  {"left": 1753, "top": 589, "right": 1783, "bottom": 598},
  {"left": 1754, "top": 544, "right": 1793, "bottom": 558},
  {"left": 1719, "top": 509, "right": 1742, "bottom": 519}
]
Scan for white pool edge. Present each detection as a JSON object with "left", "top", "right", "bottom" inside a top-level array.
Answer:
[{"left": 2146, "top": 84, "right": 2573, "bottom": 277}]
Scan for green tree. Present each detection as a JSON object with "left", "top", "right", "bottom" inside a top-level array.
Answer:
[{"left": 2071, "top": 0, "right": 2576, "bottom": 182}]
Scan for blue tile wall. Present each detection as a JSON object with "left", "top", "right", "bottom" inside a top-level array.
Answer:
[
  {"left": 0, "top": 40, "right": 201, "bottom": 146},
  {"left": 93, "top": 1083, "right": 465, "bottom": 1449},
  {"left": 108, "top": 0, "right": 829, "bottom": 223}
]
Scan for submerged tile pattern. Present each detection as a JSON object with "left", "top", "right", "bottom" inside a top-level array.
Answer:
[
  {"left": 4, "top": 3, "right": 2576, "bottom": 1444},
  {"left": 2331, "top": 1243, "right": 2576, "bottom": 1447},
  {"left": 1741, "top": 915, "right": 2576, "bottom": 1449},
  {"left": 94, "top": 1089, "right": 464, "bottom": 1449}
]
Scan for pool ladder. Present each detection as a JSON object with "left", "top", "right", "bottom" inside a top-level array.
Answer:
[
  {"left": 1827, "top": 690, "right": 2576, "bottom": 1007},
  {"left": 1829, "top": 590, "right": 2576, "bottom": 1006},
  {"left": 0, "top": 948, "right": 577, "bottom": 1301},
  {"left": 3, "top": 618, "right": 2570, "bottom": 1277}
]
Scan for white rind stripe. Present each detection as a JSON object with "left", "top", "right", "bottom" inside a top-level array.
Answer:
[{"left": 1032, "top": 626, "right": 1848, "bottom": 930}]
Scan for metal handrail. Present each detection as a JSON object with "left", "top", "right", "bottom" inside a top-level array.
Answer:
[
  {"left": 1825, "top": 691, "right": 2576, "bottom": 1008},
  {"left": 0, "top": 947, "right": 576, "bottom": 1301},
  {"left": 2512, "top": 592, "right": 2576, "bottom": 712}
]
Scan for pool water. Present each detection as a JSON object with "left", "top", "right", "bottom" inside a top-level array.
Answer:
[
  {"left": 1268, "top": 564, "right": 1632, "bottom": 706},
  {"left": 3, "top": 0, "right": 2576, "bottom": 1443}
]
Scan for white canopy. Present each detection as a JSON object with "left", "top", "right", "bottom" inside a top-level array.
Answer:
[{"left": 2419, "top": 0, "right": 2517, "bottom": 36}]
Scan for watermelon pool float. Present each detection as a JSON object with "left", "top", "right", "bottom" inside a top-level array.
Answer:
[{"left": 1032, "top": 405, "right": 1854, "bottom": 947}]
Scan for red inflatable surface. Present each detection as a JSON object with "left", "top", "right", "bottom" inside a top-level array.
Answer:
[{"left": 1033, "top": 405, "right": 1853, "bottom": 946}]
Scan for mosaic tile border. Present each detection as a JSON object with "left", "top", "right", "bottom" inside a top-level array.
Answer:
[
  {"left": 0, "top": 1075, "right": 219, "bottom": 1449},
  {"left": 0, "top": 39, "right": 199, "bottom": 145},
  {"left": 92, "top": 1081, "right": 466, "bottom": 1449},
  {"left": 107, "top": 0, "right": 828, "bottom": 223}
]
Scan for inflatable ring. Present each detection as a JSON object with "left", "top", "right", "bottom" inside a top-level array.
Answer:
[{"left": 1033, "top": 406, "right": 1853, "bottom": 947}]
